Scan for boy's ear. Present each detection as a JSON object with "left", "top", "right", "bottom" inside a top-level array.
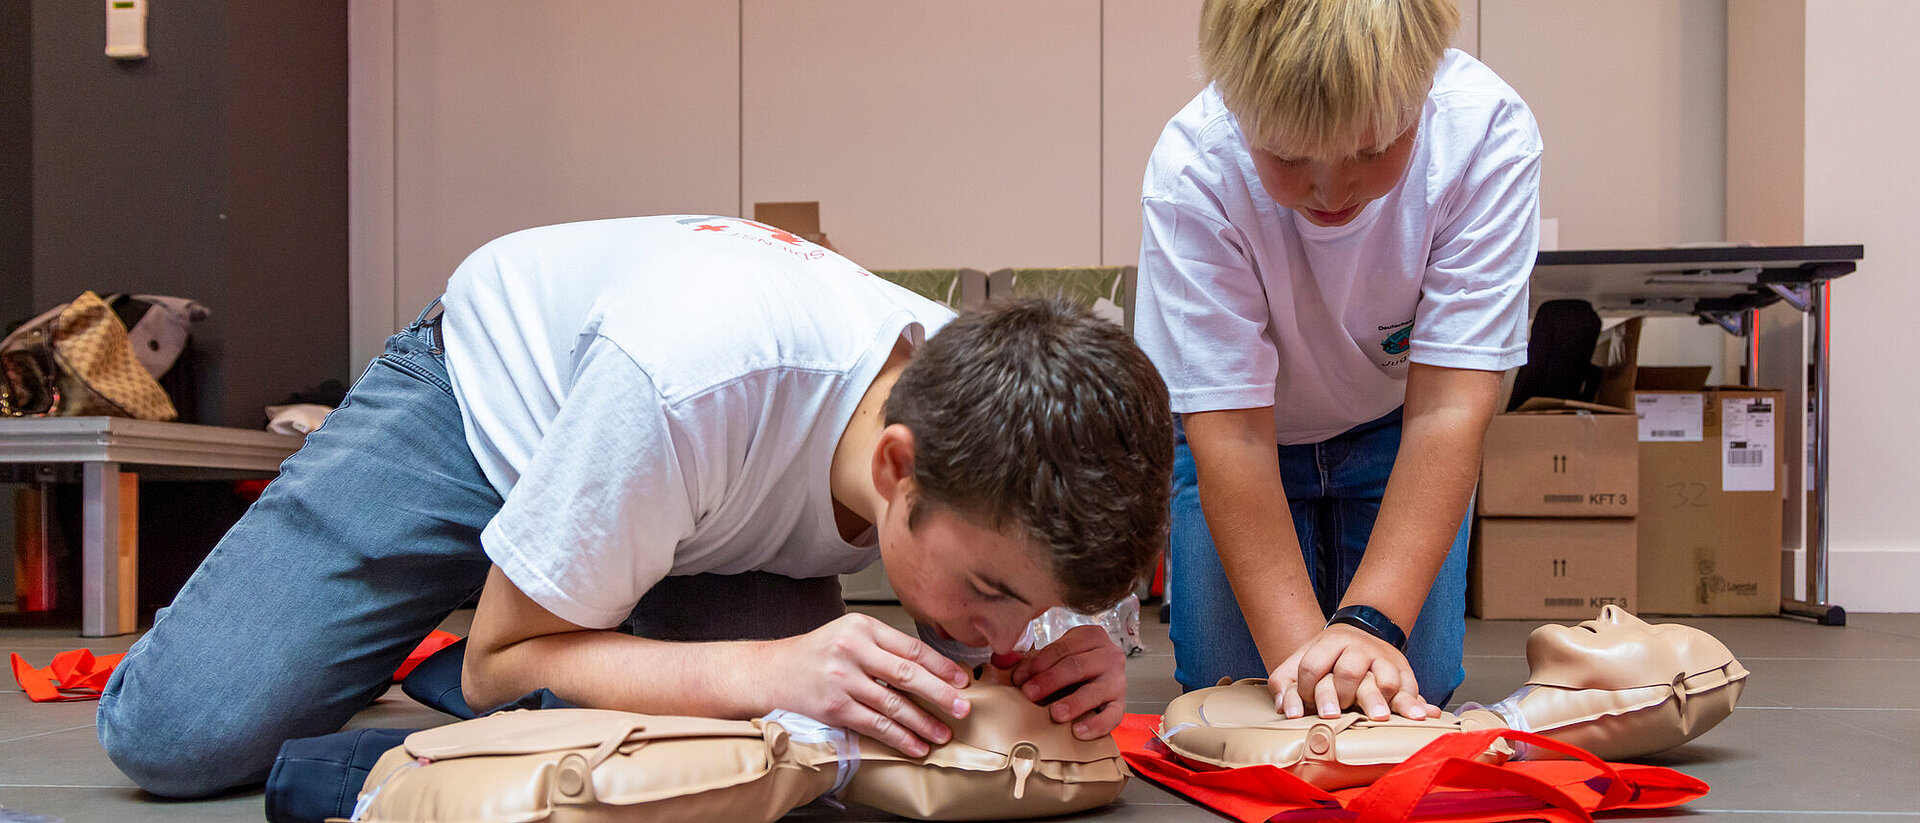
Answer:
[{"left": 871, "top": 423, "right": 917, "bottom": 500}]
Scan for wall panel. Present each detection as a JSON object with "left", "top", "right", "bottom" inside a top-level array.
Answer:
[
  {"left": 391, "top": 0, "right": 740, "bottom": 319},
  {"left": 741, "top": 1, "right": 1100, "bottom": 270},
  {"left": 1100, "top": 0, "right": 1207, "bottom": 267}
]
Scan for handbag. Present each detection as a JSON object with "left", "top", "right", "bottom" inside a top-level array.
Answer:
[{"left": 0, "top": 290, "right": 178, "bottom": 421}]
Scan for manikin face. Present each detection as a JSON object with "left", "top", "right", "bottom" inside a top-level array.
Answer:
[
  {"left": 1247, "top": 121, "right": 1419, "bottom": 227},
  {"left": 1526, "top": 605, "right": 1737, "bottom": 690}
]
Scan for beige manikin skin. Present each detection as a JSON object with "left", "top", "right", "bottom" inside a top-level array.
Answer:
[
  {"left": 839, "top": 663, "right": 1129, "bottom": 820},
  {"left": 1157, "top": 606, "right": 1749, "bottom": 790},
  {"left": 345, "top": 665, "right": 1127, "bottom": 823}
]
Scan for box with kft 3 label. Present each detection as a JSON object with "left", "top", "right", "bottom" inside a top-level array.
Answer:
[
  {"left": 1469, "top": 518, "right": 1636, "bottom": 619},
  {"left": 1477, "top": 399, "right": 1639, "bottom": 518}
]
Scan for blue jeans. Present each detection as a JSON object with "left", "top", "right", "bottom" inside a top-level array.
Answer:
[
  {"left": 97, "top": 303, "right": 844, "bottom": 798},
  {"left": 1168, "top": 408, "right": 1470, "bottom": 707}
]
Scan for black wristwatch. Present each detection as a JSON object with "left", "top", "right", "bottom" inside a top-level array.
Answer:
[{"left": 1327, "top": 605, "right": 1407, "bottom": 651}]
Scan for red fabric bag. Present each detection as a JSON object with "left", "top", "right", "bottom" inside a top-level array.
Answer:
[
  {"left": 1115, "top": 713, "right": 1708, "bottom": 823},
  {"left": 9, "top": 649, "right": 123, "bottom": 702}
]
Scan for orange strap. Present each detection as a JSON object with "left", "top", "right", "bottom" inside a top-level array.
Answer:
[
  {"left": 394, "top": 629, "right": 462, "bottom": 682},
  {"left": 1115, "top": 713, "right": 1708, "bottom": 823},
  {"left": 10, "top": 649, "right": 124, "bottom": 702}
]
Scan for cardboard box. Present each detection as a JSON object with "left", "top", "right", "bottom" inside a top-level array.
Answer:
[
  {"left": 1478, "top": 399, "right": 1639, "bottom": 517},
  {"left": 1635, "top": 385, "right": 1785, "bottom": 615},
  {"left": 752, "top": 201, "right": 836, "bottom": 251},
  {"left": 1470, "top": 518, "right": 1637, "bottom": 619}
]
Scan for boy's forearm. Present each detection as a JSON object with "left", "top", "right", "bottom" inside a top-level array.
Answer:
[
  {"left": 1184, "top": 409, "right": 1327, "bottom": 670},
  {"left": 1343, "top": 364, "right": 1500, "bottom": 630},
  {"left": 463, "top": 629, "right": 768, "bottom": 717}
]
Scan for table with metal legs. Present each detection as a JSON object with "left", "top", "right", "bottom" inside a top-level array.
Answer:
[
  {"left": 1531, "top": 244, "right": 1861, "bottom": 625},
  {"left": 1, "top": 417, "right": 303, "bottom": 636}
]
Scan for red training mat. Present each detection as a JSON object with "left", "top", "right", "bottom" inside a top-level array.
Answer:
[
  {"left": 1115, "top": 712, "right": 1708, "bottom": 823},
  {"left": 10, "top": 649, "right": 124, "bottom": 702}
]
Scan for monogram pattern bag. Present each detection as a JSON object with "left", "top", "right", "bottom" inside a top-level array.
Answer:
[{"left": 0, "top": 291, "right": 178, "bottom": 421}]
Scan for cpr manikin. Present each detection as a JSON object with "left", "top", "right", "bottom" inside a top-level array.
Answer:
[
  {"left": 1157, "top": 606, "right": 1748, "bottom": 790},
  {"left": 346, "top": 665, "right": 1127, "bottom": 823}
]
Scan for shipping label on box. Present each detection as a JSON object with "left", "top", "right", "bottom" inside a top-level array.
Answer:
[
  {"left": 1637, "top": 393, "right": 1704, "bottom": 442},
  {"left": 1636, "top": 388, "right": 1784, "bottom": 615},
  {"left": 1470, "top": 518, "right": 1637, "bottom": 620},
  {"left": 1721, "top": 396, "right": 1775, "bottom": 492},
  {"left": 1479, "top": 407, "right": 1638, "bottom": 517}
]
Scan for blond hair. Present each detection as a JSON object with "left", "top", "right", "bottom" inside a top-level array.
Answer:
[{"left": 1199, "top": 0, "right": 1459, "bottom": 158}]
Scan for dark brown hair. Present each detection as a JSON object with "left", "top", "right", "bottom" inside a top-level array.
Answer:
[{"left": 885, "top": 297, "right": 1174, "bottom": 613}]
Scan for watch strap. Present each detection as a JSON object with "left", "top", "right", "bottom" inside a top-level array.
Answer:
[{"left": 1327, "top": 604, "right": 1407, "bottom": 651}]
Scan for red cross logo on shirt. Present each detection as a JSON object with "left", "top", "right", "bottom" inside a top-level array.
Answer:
[
  {"left": 739, "top": 220, "right": 806, "bottom": 245},
  {"left": 693, "top": 224, "right": 727, "bottom": 232}
]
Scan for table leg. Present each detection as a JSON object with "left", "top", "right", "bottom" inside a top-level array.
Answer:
[
  {"left": 13, "top": 484, "right": 54, "bottom": 611},
  {"left": 82, "top": 461, "right": 140, "bottom": 637},
  {"left": 1782, "top": 281, "right": 1845, "bottom": 625}
]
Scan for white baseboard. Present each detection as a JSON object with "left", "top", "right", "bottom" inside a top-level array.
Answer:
[{"left": 1824, "top": 548, "right": 1920, "bottom": 612}]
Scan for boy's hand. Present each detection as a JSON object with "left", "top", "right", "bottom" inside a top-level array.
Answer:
[
  {"left": 1007, "top": 624, "right": 1127, "bottom": 739},
  {"left": 1269, "top": 624, "right": 1436, "bottom": 722},
  {"left": 765, "top": 613, "right": 972, "bottom": 757}
]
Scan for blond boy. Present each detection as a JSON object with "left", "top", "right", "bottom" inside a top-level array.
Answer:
[{"left": 1134, "top": 0, "right": 1541, "bottom": 720}]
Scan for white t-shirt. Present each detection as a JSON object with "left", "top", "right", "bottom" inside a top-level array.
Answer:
[
  {"left": 440, "top": 216, "right": 955, "bottom": 629},
  {"left": 1135, "top": 49, "right": 1541, "bottom": 445}
]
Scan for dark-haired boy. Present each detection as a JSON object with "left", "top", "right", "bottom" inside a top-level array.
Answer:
[{"left": 96, "top": 215, "right": 1174, "bottom": 798}]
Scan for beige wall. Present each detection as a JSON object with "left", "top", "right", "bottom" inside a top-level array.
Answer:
[
  {"left": 1802, "top": 1, "right": 1920, "bottom": 610},
  {"left": 1479, "top": 0, "right": 1727, "bottom": 250},
  {"left": 1721, "top": 0, "right": 1920, "bottom": 611},
  {"left": 740, "top": 1, "right": 1103, "bottom": 271}
]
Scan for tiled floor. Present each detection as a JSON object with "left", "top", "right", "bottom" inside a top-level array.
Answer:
[{"left": 3, "top": 607, "right": 1917, "bottom": 822}]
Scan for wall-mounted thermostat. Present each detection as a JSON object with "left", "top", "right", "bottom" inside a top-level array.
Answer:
[{"left": 106, "top": 0, "right": 148, "bottom": 60}]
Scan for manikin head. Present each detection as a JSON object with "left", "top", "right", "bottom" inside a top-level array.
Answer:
[
  {"left": 1525, "top": 604, "right": 1739, "bottom": 690},
  {"left": 876, "top": 298, "right": 1174, "bottom": 653}
]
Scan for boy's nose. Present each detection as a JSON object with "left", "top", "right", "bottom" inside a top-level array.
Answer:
[
  {"left": 1315, "top": 167, "right": 1356, "bottom": 208},
  {"left": 979, "top": 616, "right": 1026, "bottom": 655}
]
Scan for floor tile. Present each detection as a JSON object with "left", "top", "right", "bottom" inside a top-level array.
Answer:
[
  {"left": 0, "top": 726, "right": 134, "bottom": 789},
  {"left": 1635, "top": 706, "right": 1920, "bottom": 814},
  {"left": 0, "top": 785, "right": 263, "bottom": 822},
  {"left": 0, "top": 698, "right": 97, "bottom": 747},
  {"left": 1735, "top": 657, "right": 1920, "bottom": 709},
  {"left": 1689, "top": 615, "right": 1920, "bottom": 660},
  {"left": 1800, "top": 706, "right": 1920, "bottom": 752},
  {"left": 1841, "top": 612, "right": 1920, "bottom": 638}
]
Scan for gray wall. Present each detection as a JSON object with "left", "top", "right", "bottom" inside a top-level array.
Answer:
[
  {"left": 2, "top": 2, "right": 29, "bottom": 605},
  {"left": 2, "top": 1, "right": 30, "bottom": 324},
  {"left": 28, "top": 0, "right": 348, "bottom": 427}
]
